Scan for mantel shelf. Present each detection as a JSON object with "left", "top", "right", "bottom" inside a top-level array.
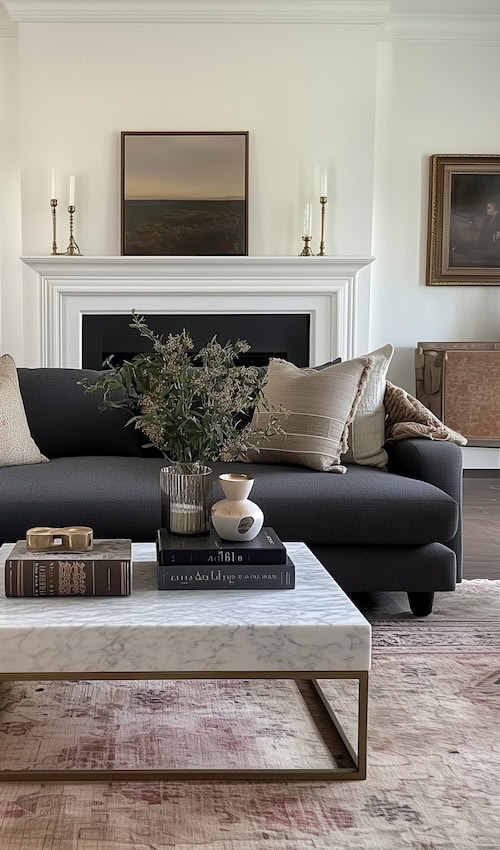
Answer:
[{"left": 22, "top": 255, "right": 374, "bottom": 279}]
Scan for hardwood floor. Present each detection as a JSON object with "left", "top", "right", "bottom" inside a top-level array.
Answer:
[{"left": 463, "top": 473, "right": 500, "bottom": 579}]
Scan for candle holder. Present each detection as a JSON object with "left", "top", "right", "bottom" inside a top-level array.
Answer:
[
  {"left": 318, "top": 195, "right": 328, "bottom": 256},
  {"left": 65, "top": 205, "right": 82, "bottom": 256},
  {"left": 50, "top": 199, "right": 59, "bottom": 255},
  {"left": 299, "top": 235, "right": 314, "bottom": 256}
]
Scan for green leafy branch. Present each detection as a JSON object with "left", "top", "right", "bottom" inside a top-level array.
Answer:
[{"left": 79, "top": 311, "right": 287, "bottom": 465}]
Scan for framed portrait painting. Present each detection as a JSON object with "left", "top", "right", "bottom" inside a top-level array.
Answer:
[
  {"left": 427, "top": 154, "right": 500, "bottom": 285},
  {"left": 121, "top": 131, "right": 248, "bottom": 256}
]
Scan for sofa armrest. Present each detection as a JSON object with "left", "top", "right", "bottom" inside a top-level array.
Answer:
[{"left": 386, "top": 439, "right": 463, "bottom": 580}]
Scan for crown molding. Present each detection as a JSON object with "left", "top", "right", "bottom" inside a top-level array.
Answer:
[
  {"left": 5, "top": 3, "right": 498, "bottom": 43},
  {"left": 381, "top": 13, "right": 500, "bottom": 44},
  {"left": 2, "top": 0, "right": 391, "bottom": 25}
]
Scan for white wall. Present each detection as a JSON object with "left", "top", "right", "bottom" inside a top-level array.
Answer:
[
  {"left": 0, "top": 30, "right": 23, "bottom": 362},
  {"left": 371, "top": 39, "right": 500, "bottom": 390},
  {"left": 9, "top": 20, "right": 378, "bottom": 364},
  {"left": 18, "top": 22, "right": 377, "bottom": 259},
  {"left": 1, "top": 10, "right": 500, "bottom": 382}
]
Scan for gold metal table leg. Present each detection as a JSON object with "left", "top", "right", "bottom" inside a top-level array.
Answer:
[{"left": 0, "top": 670, "right": 368, "bottom": 782}]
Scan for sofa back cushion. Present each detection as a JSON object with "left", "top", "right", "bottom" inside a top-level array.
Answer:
[{"left": 18, "top": 368, "right": 144, "bottom": 458}]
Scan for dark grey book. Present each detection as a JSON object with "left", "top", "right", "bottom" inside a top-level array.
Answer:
[
  {"left": 156, "top": 526, "right": 287, "bottom": 566},
  {"left": 158, "top": 555, "right": 295, "bottom": 591}
]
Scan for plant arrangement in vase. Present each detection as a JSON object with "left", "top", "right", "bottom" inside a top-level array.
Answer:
[
  {"left": 80, "top": 311, "right": 285, "bottom": 464},
  {"left": 79, "top": 312, "right": 286, "bottom": 534}
]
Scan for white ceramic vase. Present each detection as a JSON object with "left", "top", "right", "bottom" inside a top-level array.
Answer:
[{"left": 211, "top": 473, "right": 264, "bottom": 541}]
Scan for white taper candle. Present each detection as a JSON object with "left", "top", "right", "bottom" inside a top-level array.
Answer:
[
  {"left": 320, "top": 166, "right": 328, "bottom": 197},
  {"left": 303, "top": 202, "right": 313, "bottom": 237}
]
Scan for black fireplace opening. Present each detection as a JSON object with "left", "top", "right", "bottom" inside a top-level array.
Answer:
[{"left": 81, "top": 314, "right": 310, "bottom": 371}]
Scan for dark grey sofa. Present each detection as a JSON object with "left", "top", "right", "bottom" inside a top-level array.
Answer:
[{"left": 0, "top": 367, "right": 464, "bottom": 616}]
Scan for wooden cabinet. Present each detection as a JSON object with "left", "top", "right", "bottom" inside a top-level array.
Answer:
[{"left": 415, "top": 342, "right": 500, "bottom": 447}]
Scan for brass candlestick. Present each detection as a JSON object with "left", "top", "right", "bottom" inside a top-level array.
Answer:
[
  {"left": 318, "top": 195, "right": 328, "bottom": 256},
  {"left": 50, "top": 198, "right": 59, "bottom": 255},
  {"left": 65, "top": 205, "right": 82, "bottom": 256},
  {"left": 299, "top": 235, "right": 314, "bottom": 256}
]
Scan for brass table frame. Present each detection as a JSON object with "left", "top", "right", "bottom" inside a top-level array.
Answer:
[{"left": 0, "top": 669, "right": 368, "bottom": 782}]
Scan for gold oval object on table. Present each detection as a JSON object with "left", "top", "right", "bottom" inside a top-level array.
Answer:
[{"left": 26, "top": 526, "right": 94, "bottom": 552}]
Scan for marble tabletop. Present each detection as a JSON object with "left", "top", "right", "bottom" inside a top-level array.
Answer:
[{"left": 0, "top": 542, "right": 371, "bottom": 674}]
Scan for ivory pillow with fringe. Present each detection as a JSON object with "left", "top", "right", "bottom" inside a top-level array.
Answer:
[
  {"left": 341, "top": 343, "right": 394, "bottom": 468},
  {"left": 245, "top": 355, "right": 374, "bottom": 472}
]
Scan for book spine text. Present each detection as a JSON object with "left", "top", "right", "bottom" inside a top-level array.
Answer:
[
  {"left": 158, "top": 549, "right": 286, "bottom": 566},
  {"left": 158, "top": 565, "right": 295, "bottom": 590},
  {"left": 4, "top": 559, "right": 131, "bottom": 597}
]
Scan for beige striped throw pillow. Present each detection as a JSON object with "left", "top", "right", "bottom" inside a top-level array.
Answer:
[{"left": 245, "top": 355, "right": 374, "bottom": 472}]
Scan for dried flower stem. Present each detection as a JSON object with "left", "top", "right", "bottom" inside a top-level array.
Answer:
[{"left": 79, "top": 311, "right": 286, "bottom": 465}]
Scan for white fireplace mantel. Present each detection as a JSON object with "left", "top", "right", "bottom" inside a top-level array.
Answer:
[{"left": 21, "top": 255, "right": 374, "bottom": 368}]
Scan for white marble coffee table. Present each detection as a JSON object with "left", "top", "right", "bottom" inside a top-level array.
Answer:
[{"left": 0, "top": 541, "right": 370, "bottom": 782}]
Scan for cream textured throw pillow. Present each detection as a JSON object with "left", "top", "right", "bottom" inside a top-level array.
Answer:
[
  {"left": 0, "top": 354, "right": 48, "bottom": 467},
  {"left": 342, "top": 343, "right": 394, "bottom": 468},
  {"left": 245, "top": 356, "right": 373, "bottom": 472}
]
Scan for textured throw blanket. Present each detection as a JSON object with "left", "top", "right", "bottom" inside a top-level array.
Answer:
[{"left": 384, "top": 380, "right": 467, "bottom": 445}]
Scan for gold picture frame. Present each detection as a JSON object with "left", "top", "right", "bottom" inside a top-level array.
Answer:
[{"left": 427, "top": 154, "right": 500, "bottom": 285}]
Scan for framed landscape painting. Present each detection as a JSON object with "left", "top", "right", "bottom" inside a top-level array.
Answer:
[
  {"left": 121, "top": 131, "right": 248, "bottom": 256},
  {"left": 427, "top": 154, "right": 500, "bottom": 285}
]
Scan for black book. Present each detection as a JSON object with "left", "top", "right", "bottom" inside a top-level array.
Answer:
[
  {"left": 156, "top": 526, "right": 287, "bottom": 566},
  {"left": 158, "top": 555, "right": 295, "bottom": 591}
]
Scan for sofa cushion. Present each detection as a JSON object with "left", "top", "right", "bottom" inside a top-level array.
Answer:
[
  {"left": 245, "top": 355, "right": 373, "bottom": 472},
  {"left": 226, "top": 461, "right": 459, "bottom": 546},
  {"left": 341, "top": 343, "right": 394, "bottom": 467},
  {"left": 0, "top": 457, "right": 458, "bottom": 548},
  {"left": 18, "top": 368, "right": 144, "bottom": 458},
  {"left": 0, "top": 355, "right": 48, "bottom": 468},
  {"left": 0, "top": 456, "right": 163, "bottom": 543}
]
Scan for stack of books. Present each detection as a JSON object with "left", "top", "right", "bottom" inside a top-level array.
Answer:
[
  {"left": 4, "top": 539, "right": 132, "bottom": 597},
  {"left": 156, "top": 526, "right": 294, "bottom": 590}
]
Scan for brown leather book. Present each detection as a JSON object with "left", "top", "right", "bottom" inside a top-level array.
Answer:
[{"left": 4, "top": 539, "right": 132, "bottom": 597}]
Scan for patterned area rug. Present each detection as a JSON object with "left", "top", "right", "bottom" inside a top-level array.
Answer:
[{"left": 0, "top": 580, "right": 498, "bottom": 850}]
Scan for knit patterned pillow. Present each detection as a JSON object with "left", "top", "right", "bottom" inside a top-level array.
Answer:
[
  {"left": 0, "top": 354, "right": 48, "bottom": 467},
  {"left": 384, "top": 380, "right": 468, "bottom": 445}
]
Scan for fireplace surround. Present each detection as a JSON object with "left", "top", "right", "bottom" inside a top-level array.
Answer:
[{"left": 21, "top": 256, "right": 374, "bottom": 368}]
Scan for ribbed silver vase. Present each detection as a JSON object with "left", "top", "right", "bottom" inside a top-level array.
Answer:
[{"left": 160, "top": 463, "right": 213, "bottom": 535}]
